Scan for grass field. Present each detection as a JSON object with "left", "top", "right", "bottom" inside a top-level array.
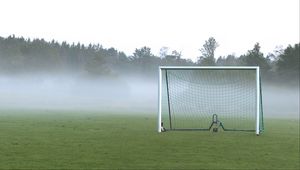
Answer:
[{"left": 0, "top": 110, "right": 299, "bottom": 169}]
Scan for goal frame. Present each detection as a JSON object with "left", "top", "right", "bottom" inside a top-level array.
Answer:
[{"left": 157, "top": 66, "right": 263, "bottom": 135}]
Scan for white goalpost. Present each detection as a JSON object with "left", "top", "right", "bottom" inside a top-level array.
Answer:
[{"left": 158, "top": 66, "right": 264, "bottom": 135}]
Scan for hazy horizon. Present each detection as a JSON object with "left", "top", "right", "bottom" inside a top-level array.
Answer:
[{"left": 0, "top": 0, "right": 299, "bottom": 61}]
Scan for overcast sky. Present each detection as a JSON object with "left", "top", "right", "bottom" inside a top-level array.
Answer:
[{"left": 0, "top": 0, "right": 299, "bottom": 61}]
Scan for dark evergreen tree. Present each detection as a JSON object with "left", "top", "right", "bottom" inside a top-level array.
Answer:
[
  {"left": 240, "top": 43, "right": 271, "bottom": 76},
  {"left": 276, "top": 43, "right": 300, "bottom": 84}
]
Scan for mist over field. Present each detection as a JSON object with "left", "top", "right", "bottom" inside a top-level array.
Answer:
[
  {"left": 0, "top": 74, "right": 157, "bottom": 114},
  {"left": 262, "top": 83, "right": 299, "bottom": 118},
  {"left": 0, "top": 73, "right": 298, "bottom": 118}
]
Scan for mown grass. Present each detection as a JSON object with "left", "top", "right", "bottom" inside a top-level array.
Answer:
[{"left": 0, "top": 110, "right": 299, "bottom": 169}]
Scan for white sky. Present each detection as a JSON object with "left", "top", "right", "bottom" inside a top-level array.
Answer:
[{"left": 0, "top": 0, "right": 299, "bottom": 61}]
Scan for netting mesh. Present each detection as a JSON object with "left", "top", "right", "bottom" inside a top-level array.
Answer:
[{"left": 161, "top": 69, "right": 260, "bottom": 131}]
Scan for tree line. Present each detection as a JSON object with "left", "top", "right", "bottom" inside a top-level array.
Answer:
[{"left": 0, "top": 35, "right": 299, "bottom": 85}]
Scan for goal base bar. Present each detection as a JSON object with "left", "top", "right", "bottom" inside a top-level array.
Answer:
[{"left": 165, "top": 128, "right": 256, "bottom": 132}]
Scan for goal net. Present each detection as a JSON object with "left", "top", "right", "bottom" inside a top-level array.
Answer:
[{"left": 158, "top": 66, "right": 264, "bottom": 135}]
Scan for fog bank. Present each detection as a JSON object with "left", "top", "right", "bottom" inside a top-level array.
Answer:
[
  {"left": 0, "top": 75, "right": 157, "bottom": 114},
  {"left": 0, "top": 74, "right": 298, "bottom": 118},
  {"left": 262, "top": 84, "right": 299, "bottom": 118}
]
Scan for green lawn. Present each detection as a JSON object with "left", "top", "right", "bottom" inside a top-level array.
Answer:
[{"left": 0, "top": 110, "right": 299, "bottom": 169}]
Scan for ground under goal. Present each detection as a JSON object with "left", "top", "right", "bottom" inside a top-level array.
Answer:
[{"left": 158, "top": 66, "right": 264, "bottom": 135}]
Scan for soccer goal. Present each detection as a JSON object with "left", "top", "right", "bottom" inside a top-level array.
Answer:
[{"left": 158, "top": 66, "right": 264, "bottom": 135}]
